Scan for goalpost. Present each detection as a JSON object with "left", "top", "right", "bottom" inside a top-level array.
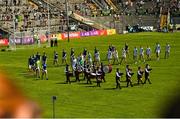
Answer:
[{"left": 8, "top": 34, "right": 16, "bottom": 51}]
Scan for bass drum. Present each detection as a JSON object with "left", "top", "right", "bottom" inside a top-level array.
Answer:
[
  {"left": 108, "top": 65, "right": 112, "bottom": 73},
  {"left": 103, "top": 65, "right": 112, "bottom": 73}
]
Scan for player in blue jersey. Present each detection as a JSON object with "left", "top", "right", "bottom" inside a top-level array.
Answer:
[
  {"left": 53, "top": 51, "right": 58, "bottom": 66},
  {"left": 41, "top": 63, "right": 48, "bottom": 80}
]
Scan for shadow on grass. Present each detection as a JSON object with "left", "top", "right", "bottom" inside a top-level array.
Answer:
[
  {"left": 85, "top": 85, "right": 97, "bottom": 88},
  {"left": 133, "top": 83, "right": 144, "bottom": 86},
  {"left": 104, "top": 86, "right": 128, "bottom": 90},
  {"left": 78, "top": 82, "right": 89, "bottom": 85},
  {"left": 56, "top": 82, "right": 68, "bottom": 84},
  {"left": 104, "top": 88, "right": 116, "bottom": 90},
  {"left": 55, "top": 80, "right": 78, "bottom": 84},
  {"left": 20, "top": 71, "right": 35, "bottom": 79}
]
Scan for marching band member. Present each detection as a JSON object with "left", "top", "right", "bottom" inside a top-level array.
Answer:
[
  {"left": 96, "top": 67, "right": 102, "bottom": 87},
  {"left": 127, "top": 68, "right": 134, "bottom": 87},
  {"left": 65, "top": 64, "right": 71, "bottom": 84},
  {"left": 83, "top": 48, "right": 87, "bottom": 59},
  {"left": 115, "top": 68, "right": 123, "bottom": 89},
  {"left": 137, "top": 66, "right": 143, "bottom": 84},
  {"left": 86, "top": 66, "right": 92, "bottom": 84},
  {"left": 125, "top": 65, "right": 129, "bottom": 82},
  {"left": 144, "top": 64, "right": 152, "bottom": 84},
  {"left": 75, "top": 64, "right": 80, "bottom": 82},
  {"left": 100, "top": 62, "right": 105, "bottom": 82}
]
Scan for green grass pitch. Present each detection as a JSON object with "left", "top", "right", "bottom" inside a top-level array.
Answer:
[{"left": 0, "top": 32, "right": 180, "bottom": 117}]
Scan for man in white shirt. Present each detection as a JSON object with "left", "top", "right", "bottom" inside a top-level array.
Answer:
[
  {"left": 139, "top": 46, "right": 145, "bottom": 62},
  {"left": 107, "top": 50, "right": 112, "bottom": 64},
  {"left": 113, "top": 49, "right": 119, "bottom": 64},
  {"left": 146, "top": 46, "right": 151, "bottom": 60},
  {"left": 155, "top": 43, "right": 161, "bottom": 61},
  {"left": 133, "top": 47, "right": 138, "bottom": 64},
  {"left": 164, "top": 43, "right": 170, "bottom": 59},
  {"left": 120, "top": 48, "right": 126, "bottom": 65},
  {"left": 94, "top": 50, "right": 100, "bottom": 65}
]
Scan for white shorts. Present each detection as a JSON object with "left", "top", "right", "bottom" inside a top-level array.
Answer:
[
  {"left": 29, "top": 65, "right": 32, "bottom": 69},
  {"left": 36, "top": 67, "right": 40, "bottom": 71},
  {"left": 54, "top": 59, "right": 58, "bottom": 62},
  {"left": 122, "top": 55, "right": 126, "bottom": 58},
  {"left": 62, "top": 57, "right": 67, "bottom": 60},
  {"left": 42, "top": 69, "right": 47, "bottom": 74},
  {"left": 95, "top": 57, "right": 100, "bottom": 62}
]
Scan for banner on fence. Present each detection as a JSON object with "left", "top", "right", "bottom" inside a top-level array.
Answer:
[
  {"left": 107, "top": 29, "right": 116, "bottom": 35},
  {"left": 39, "top": 35, "right": 47, "bottom": 43},
  {"left": 51, "top": 34, "right": 62, "bottom": 40},
  {"left": 5, "top": 29, "right": 117, "bottom": 45},
  {"left": 62, "top": 32, "right": 80, "bottom": 39},
  {"left": 99, "top": 30, "right": 107, "bottom": 36},
  {"left": 80, "top": 30, "right": 99, "bottom": 37},
  {"left": 13, "top": 37, "right": 34, "bottom": 45},
  {"left": 0, "top": 39, "right": 9, "bottom": 46}
]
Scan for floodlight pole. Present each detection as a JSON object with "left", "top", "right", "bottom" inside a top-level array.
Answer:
[
  {"left": 12, "top": 1, "right": 16, "bottom": 50},
  {"left": 65, "top": 0, "right": 70, "bottom": 42},
  {"left": 48, "top": 0, "right": 51, "bottom": 46},
  {"left": 121, "top": 14, "right": 124, "bottom": 34}
]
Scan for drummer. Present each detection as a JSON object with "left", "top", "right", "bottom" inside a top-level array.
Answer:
[
  {"left": 86, "top": 66, "right": 92, "bottom": 84},
  {"left": 75, "top": 64, "right": 80, "bottom": 82},
  {"left": 96, "top": 67, "right": 102, "bottom": 87},
  {"left": 100, "top": 62, "right": 105, "bottom": 82},
  {"left": 83, "top": 48, "right": 87, "bottom": 59},
  {"left": 65, "top": 64, "right": 71, "bottom": 84}
]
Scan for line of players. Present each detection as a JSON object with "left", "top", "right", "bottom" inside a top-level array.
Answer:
[
  {"left": 115, "top": 64, "right": 152, "bottom": 89},
  {"left": 28, "top": 52, "right": 48, "bottom": 80},
  {"left": 61, "top": 42, "right": 171, "bottom": 68},
  {"left": 108, "top": 42, "right": 171, "bottom": 65}
]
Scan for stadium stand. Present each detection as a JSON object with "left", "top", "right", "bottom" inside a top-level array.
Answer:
[{"left": 0, "top": 0, "right": 180, "bottom": 38}]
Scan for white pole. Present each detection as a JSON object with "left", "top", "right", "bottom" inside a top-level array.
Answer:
[
  {"left": 12, "top": 1, "right": 16, "bottom": 50},
  {"left": 65, "top": 0, "right": 70, "bottom": 42},
  {"left": 48, "top": 0, "right": 50, "bottom": 47}
]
